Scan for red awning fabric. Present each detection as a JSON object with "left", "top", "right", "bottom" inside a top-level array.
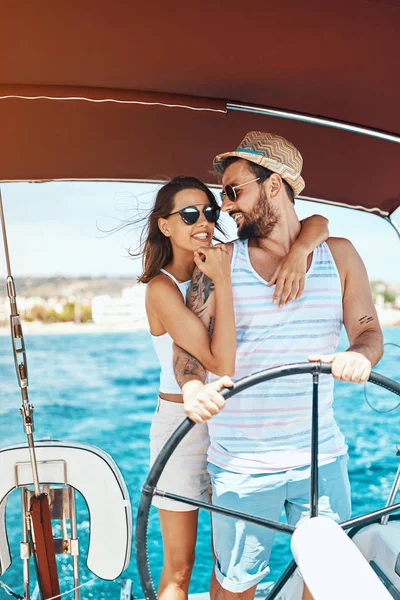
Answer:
[{"left": 1, "top": 1, "right": 399, "bottom": 216}]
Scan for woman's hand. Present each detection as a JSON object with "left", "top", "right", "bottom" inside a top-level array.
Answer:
[
  {"left": 268, "top": 214, "right": 328, "bottom": 308},
  {"left": 268, "top": 247, "right": 307, "bottom": 308},
  {"left": 194, "top": 245, "right": 231, "bottom": 283},
  {"left": 182, "top": 377, "right": 233, "bottom": 423}
]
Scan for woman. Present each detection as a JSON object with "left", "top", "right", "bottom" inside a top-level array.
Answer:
[{"left": 138, "top": 176, "right": 329, "bottom": 599}]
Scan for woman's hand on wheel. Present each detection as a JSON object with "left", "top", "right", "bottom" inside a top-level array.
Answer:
[{"left": 182, "top": 377, "right": 233, "bottom": 423}]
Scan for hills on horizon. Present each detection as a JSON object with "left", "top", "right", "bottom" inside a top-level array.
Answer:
[
  {"left": 3, "top": 275, "right": 400, "bottom": 301},
  {"left": 7, "top": 276, "right": 137, "bottom": 300}
]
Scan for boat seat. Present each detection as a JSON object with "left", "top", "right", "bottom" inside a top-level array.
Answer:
[
  {"left": 291, "top": 516, "right": 393, "bottom": 599},
  {"left": 0, "top": 440, "right": 132, "bottom": 580},
  {"left": 352, "top": 521, "right": 400, "bottom": 594}
]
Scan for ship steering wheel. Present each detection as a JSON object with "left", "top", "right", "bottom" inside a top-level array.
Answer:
[{"left": 136, "top": 362, "right": 400, "bottom": 600}]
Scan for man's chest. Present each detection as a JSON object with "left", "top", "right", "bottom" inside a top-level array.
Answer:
[
  {"left": 247, "top": 247, "right": 281, "bottom": 283},
  {"left": 246, "top": 246, "right": 313, "bottom": 283}
]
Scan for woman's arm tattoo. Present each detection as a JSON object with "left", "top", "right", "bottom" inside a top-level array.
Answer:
[
  {"left": 187, "top": 270, "right": 214, "bottom": 318},
  {"left": 173, "top": 345, "right": 206, "bottom": 387},
  {"left": 208, "top": 316, "right": 215, "bottom": 336},
  {"left": 172, "top": 268, "right": 214, "bottom": 387}
]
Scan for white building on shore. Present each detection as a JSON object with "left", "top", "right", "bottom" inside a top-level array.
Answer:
[{"left": 91, "top": 284, "right": 147, "bottom": 325}]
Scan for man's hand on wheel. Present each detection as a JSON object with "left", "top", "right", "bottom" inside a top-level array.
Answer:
[{"left": 308, "top": 351, "right": 371, "bottom": 383}]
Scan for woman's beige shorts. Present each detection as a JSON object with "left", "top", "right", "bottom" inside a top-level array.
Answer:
[{"left": 149, "top": 398, "right": 210, "bottom": 511}]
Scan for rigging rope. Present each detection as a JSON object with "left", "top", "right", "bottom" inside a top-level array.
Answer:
[
  {"left": 39, "top": 576, "right": 98, "bottom": 600},
  {"left": 0, "top": 581, "right": 24, "bottom": 599}
]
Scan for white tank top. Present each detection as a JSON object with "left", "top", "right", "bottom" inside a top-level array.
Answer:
[
  {"left": 150, "top": 269, "right": 191, "bottom": 394},
  {"left": 208, "top": 239, "right": 347, "bottom": 473}
]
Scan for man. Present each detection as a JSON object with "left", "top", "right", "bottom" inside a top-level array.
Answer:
[{"left": 173, "top": 131, "right": 383, "bottom": 600}]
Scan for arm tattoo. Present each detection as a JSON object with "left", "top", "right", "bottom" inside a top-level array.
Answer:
[
  {"left": 172, "top": 268, "right": 214, "bottom": 388},
  {"left": 173, "top": 345, "right": 206, "bottom": 387},
  {"left": 208, "top": 316, "right": 215, "bottom": 336},
  {"left": 359, "top": 315, "right": 375, "bottom": 325},
  {"left": 187, "top": 270, "right": 214, "bottom": 319}
]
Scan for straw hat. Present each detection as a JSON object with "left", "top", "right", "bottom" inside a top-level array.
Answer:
[{"left": 213, "top": 131, "right": 305, "bottom": 196}]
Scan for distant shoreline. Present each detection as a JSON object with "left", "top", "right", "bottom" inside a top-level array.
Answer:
[
  {"left": 0, "top": 315, "right": 399, "bottom": 338},
  {"left": 0, "top": 319, "right": 150, "bottom": 337}
]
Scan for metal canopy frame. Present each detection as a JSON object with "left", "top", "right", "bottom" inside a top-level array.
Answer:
[
  {"left": 0, "top": 92, "right": 399, "bottom": 220},
  {"left": 1, "top": 97, "right": 398, "bottom": 233},
  {"left": 229, "top": 102, "right": 400, "bottom": 146}
]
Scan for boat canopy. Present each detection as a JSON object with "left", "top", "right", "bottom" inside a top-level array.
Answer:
[{"left": 1, "top": 1, "right": 400, "bottom": 217}]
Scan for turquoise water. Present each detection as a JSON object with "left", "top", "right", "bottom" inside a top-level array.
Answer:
[{"left": 0, "top": 328, "right": 399, "bottom": 598}]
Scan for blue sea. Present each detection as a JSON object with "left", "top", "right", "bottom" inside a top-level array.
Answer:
[{"left": 0, "top": 328, "right": 399, "bottom": 599}]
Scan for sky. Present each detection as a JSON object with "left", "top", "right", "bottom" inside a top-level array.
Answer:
[{"left": 0, "top": 180, "right": 399, "bottom": 283}]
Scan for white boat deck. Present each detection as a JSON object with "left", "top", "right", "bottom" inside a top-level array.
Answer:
[{"left": 142, "top": 577, "right": 302, "bottom": 600}]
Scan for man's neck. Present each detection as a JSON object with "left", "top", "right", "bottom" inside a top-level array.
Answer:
[{"left": 250, "top": 205, "right": 301, "bottom": 257}]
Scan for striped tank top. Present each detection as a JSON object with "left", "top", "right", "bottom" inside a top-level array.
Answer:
[{"left": 207, "top": 239, "right": 348, "bottom": 473}]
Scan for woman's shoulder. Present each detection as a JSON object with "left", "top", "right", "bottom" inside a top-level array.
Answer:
[{"left": 146, "top": 272, "right": 183, "bottom": 305}]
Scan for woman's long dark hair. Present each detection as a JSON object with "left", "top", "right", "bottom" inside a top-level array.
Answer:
[{"left": 132, "top": 176, "right": 225, "bottom": 283}]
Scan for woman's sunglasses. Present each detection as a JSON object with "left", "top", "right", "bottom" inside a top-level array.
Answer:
[
  {"left": 220, "top": 177, "right": 260, "bottom": 202},
  {"left": 167, "top": 204, "right": 220, "bottom": 225}
]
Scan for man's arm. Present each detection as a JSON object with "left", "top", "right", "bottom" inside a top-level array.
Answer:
[
  {"left": 309, "top": 238, "right": 383, "bottom": 382},
  {"left": 340, "top": 238, "right": 383, "bottom": 375}
]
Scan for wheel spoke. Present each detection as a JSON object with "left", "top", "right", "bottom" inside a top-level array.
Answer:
[
  {"left": 265, "top": 560, "right": 297, "bottom": 600},
  {"left": 310, "top": 366, "right": 320, "bottom": 517},
  {"left": 341, "top": 502, "right": 400, "bottom": 530},
  {"left": 153, "top": 489, "right": 295, "bottom": 534}
]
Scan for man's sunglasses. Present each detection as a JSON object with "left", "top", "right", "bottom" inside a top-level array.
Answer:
[
  {"left": 167, "top": 204, "right": 221, "bottom": 225},
  {"left": 220, "top": 177, "right": 260, "bottom": 202}
]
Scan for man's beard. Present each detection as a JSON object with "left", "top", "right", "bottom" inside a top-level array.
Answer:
[{"left": 237, "top": 187, "right": 280, "bottom": 240}]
